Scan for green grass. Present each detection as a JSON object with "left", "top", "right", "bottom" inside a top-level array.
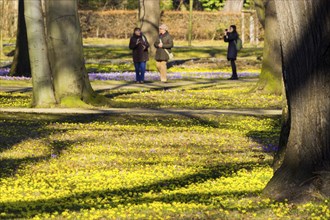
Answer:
[
  {"left": 0, "top": 79, "right": 282, "bottom": 109},
  {"left": 0, "top": 113, "right": 328, "bottom": 219},
  {"left": 1, "top": 38, "right": 263, "bottom": 72},
  {"left": 82, "top": 44, "right": 262, "bottom": 73},
  {"left": 102, "top": 80, "right": 282, "bottom": 109},
  {"left": 1, "top": 39, "right": 327, "bottom": 219}
]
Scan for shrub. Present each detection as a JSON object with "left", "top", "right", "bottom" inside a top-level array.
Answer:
[{"left": 79, "top": 10, "right": 263, "bottom": 41}]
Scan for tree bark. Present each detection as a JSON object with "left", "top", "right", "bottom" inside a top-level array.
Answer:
[
  {"left": 255, "top": 0, "right": 282, "bottom": 94},
  {"left": 45, "top": 0, "right": 94, "bottom": 104},
  {"left": 0, "top": 0, "right": 4, "bottom": 59},
  {"left": 223, "top": 0, "right": 244, "bottom": 13},
  {"left": 24, "top": 0, "right": 56, "bottom": 107},
  {"left": 10, "top": 0, "right": 31, "bottom": 77},
  {"left": 139, "top": 0, "right": 160, "bottom": 57},
  {"left": 254, "top": 0, "right": 286, "bottom": 170},
  {"left": 254, "top": 0, "right": 265, "bottom": 27},
  {"left": 264, "top": 0, "right": 330, "bottom": 202}
]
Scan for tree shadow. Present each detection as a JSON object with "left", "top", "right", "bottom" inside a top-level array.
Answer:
[
  {"left": 0, "top": 161, "right": 270, "bottom": 218},
  {"left": 98, "top": 78, "right": 220, "bottom": 100},
  {"left": 0, "top": 119, "right": 48, "bottom": 154},
  {"left": 167, "top": 58, "right": 200, "bottom": 69},
  {"left": 246, "top": 115, "right": 281, "bottom": 154},
  {"left": 0, "top": 114, "right": 91, "bottom": 179}
]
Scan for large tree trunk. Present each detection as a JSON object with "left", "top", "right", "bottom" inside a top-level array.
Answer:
[
  {"left": 45, "top": 0, "right": 94, "bottom": 104},
  {"left": 223, "top": 0, "right": 243, "bottom": 13},
  {"left": 9, "top": 0, "right": 31, "bottom": 77},
  {"left": 255, "top": 0, "right": 282, "bottom": 94},
  {"left": 254, "top": 0, "right": 286, "bottom": 170},
  {"left": 139, "top": 0, "right": 160, "bottom": 57},
  {"left": 24, "top": 0, "right": 56, "bottom": 107},
  {"left": 0, "top": 0, "right": 4, "bottom": 59},
  {"left": 264, "top": 0, "right": 330, "bottom": 202}
]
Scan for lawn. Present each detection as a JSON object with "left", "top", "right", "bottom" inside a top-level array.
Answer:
[
  {"left": 0, "top": 39, "right": 328, "bottom": 219},
  {"left": 1, "top": 38, "right": 262, "bottom": 73},
  {"left": 0, "top": 78, "right": 281, "bottom": 109},
  {"left": 0, "top": 78, "right": 329, "bottom": 219},
  {"left": 0, "top": 113, "right": 328, "bottom": 219}
]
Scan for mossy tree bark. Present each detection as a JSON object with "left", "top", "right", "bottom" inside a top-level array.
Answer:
[
  {"left": 45, "top": 0, "right": 95, "bottom": 104},
  {"left": 139, "top": 0, "right": 160, "bottom": 57},
  {"left": 255, "top": 0, "right": 287, "bottom": 171},
  {"left": 10, "top": 0, "right": 31, "bottom": 77},
  {"left": 24, "top": 0, "right": 56, "bottom": 107},
  {"left": 263, "top": 0, "right": 330, "bottom": 202},
  {"left": 254, "top": 0, "right": 282, "bottom": 94}
]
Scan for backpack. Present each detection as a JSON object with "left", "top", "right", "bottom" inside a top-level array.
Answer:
[{"left": 235, "top": 38, "right": 243, "bottom": 51}]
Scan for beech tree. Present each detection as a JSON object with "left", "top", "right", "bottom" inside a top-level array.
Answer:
[
  {"left": 254, "top": 0, "right": 282, "bottom": 94},
  {"left": 45, "top": 0, "right": 94, "bottom": 104},
  {"left": 24, "top": 0, "right": 56, "bottom": 106},
  {"left": 139, "top": 0, "right": 160, "bottom": 56},
  {"left": 10, "top": 0, "right": 31, "bottom": 77},
  {"left": 264, "top": 0, "right": 330, "bottom": 201},
  {"left": 23, "top": 0, "right": 95, "bottom": 107}
]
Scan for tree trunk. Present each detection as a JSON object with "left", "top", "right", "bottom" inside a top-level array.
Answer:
[
  {"left": 254, "top": 0, "right": 286, "bottom": 170},
  {"left": 0, "top": 0, "right": 4, "bottom": 59},
  {"left": 24, "top": 0, "right": 56, "bottom": 107},
  {"left": 139, "top": 0, "right": 160, "bottom": 57},
  {"left": 264, "top": 0, "right": 330, "bottom": 202},
  {"left": 254, "top": 0, "right": 265, "bottom": 27},
  {"left": 9, "top": 0, "right": 31, "bottom": 77},
  {"left": 223, "top": 0, "right": 243, "bottom": 13},
  {"left": 255, "top": 0, "right": 282, "bottom": 94},
  {"left": 45, "top": 0, "right": 94, "bottom": 104}
]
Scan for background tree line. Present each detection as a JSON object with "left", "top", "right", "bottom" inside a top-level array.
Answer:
[{"left": 78, "top": 0, "right": 253, "bottom": 11}]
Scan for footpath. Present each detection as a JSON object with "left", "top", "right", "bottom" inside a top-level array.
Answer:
[{"left": 0, "top": 107, "right": 281, "bottom": 116}]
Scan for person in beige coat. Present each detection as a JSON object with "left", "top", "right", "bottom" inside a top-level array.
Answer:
[{"left": 154, "top": 24, "right": 174, "bottom": 83}]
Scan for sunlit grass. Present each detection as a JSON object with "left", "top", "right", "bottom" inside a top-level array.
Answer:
[
  {"left": 0, "top": 79, "right": 282, "bottom": 109},
  {"left": 1, "top": 38, "right": 262, "bottom": 73},
  {"left": 1, "top": 38, "right": 327, "bottom": 219},
  {"left": 0, "top": 113, "right": 328, "bottom": 219}
]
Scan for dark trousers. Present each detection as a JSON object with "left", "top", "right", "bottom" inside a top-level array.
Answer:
[
  {"left": 134, "top": 62, "right": 146, "bottom": 82},
  {"left": 230, "top": 59, "right": 238, "bottom": 79}
]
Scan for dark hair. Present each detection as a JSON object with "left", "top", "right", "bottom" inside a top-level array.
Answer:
[
  {"left": 230, "top": 25, "right": 237, "bottom": 32},
  {"left": 134, "top": 27, "right": 141, "bottom": 32}
]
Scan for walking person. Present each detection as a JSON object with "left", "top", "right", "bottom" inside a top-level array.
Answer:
[
  {"left": 224, "top": 25, "right": 239, "bottom": 80},
  {"left": 154, "top": 24, "right": 174, "bottom": 83},
  {"left": 129, "top": 27, "right": 149, "bottom": 83}
]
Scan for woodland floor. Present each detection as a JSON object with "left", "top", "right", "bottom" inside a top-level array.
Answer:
[{"left": 0, "top": 40, "right": 329, "bottom": 219}]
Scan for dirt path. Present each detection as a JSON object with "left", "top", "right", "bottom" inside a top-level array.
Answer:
[{"left": 0, "top": 107, "right": 281, "bottom": 116}]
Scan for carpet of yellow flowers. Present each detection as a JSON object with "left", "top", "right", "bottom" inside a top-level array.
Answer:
[{"left": 0, "top": 79, "right": 329, "bottom": 219}]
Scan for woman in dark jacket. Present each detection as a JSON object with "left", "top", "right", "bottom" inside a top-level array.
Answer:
[
  {"left": 224, "top": 25, "right": 239, "bottom": 80},
  {"left": 129, "top": 27, "right": 149, "bottom": 83},
  {"left": 154, "top": 24, "right": 174, "bottom": 82}
]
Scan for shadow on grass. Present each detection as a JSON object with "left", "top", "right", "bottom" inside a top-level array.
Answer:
[
  {"left": 0, "top": 156, "right": 48, "bottom": 179},
  {"left": 0, "top": 120, "right": 49, "bottom": 154},
  {"left": 0, "top": 161, "right": 269, "bottom": 218},
  {"left": 0, "top": 112, "right": 276, "bottom": 180},
  {"left": 98, "top": 78, "right": 221, "bottom": 101},
  {"left": 246, "top": 116, "right": 281, "bottom": 154},
  {"left": 167, "top": 58, "right": 201, "bottom": 69},
  {"left": 0, "top": 115, "right": 90, "bottom": 179},
  {"left": 0, "top": 113, "right": 279, "bottom": 218},
  {"left": 84, "top": 47, "right": 131, "bottom": 60}
]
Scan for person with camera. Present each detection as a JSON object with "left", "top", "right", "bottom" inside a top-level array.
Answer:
[
  {"left": 154, "top": 24, "right": 174, "bottom": 83},
  {"left": 224, "top": 25, "right": 239, "bottom": 80},
  {"left": 129, "top": 27, "right": 149, "bottom": 83}
]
